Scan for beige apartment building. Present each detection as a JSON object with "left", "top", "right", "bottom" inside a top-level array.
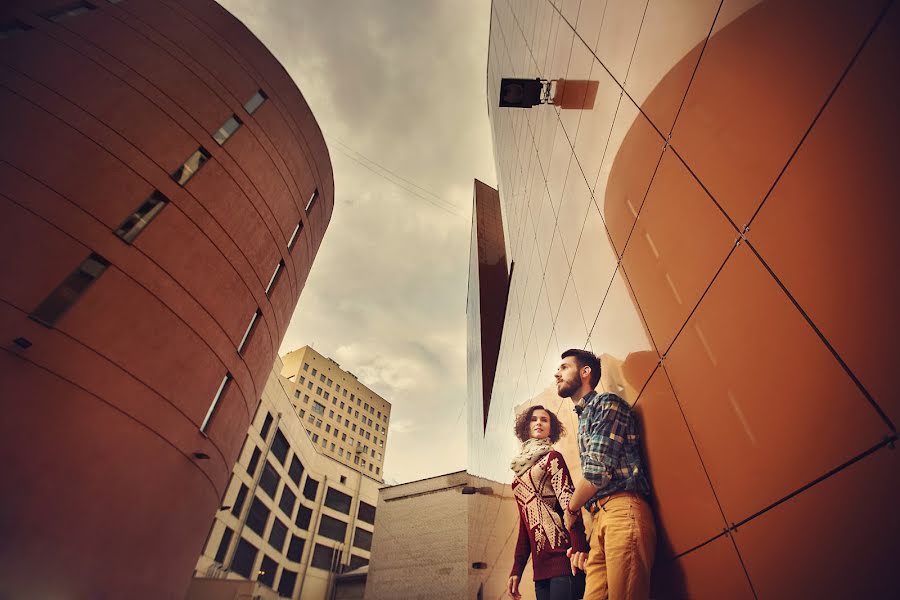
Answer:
[
  {"left": 282, "top": 346, "right": 391, "bottom": 481},
  {"left": 188, "top": 355, "right": 388, "bottom": 600}
]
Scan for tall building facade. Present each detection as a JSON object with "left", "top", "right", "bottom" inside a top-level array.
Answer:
[
  {"left": 189, "top": 359, "right": 380, "bottom": 600},
  {"left": 471, "top": 0, "right": 898, "bottom": 598},
  {"left": 282, "top": 345, "right": 392, "bottom": 481},
  {"left": 0, "top": 0, "right": 332, "bottom": 597}
]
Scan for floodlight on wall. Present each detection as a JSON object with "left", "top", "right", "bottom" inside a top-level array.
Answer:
[
  {"left": 192, "top": 452, "right": 211, "bottom": 460},
  {"left": 498, "top": 78, "right": 552, "bottom": 108},
  {"left": 13, "top": 337, "right": 32, "bottom": 349}
]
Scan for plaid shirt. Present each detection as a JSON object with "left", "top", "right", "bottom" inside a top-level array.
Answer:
[{"left": 575, "top": 391, "right": 650, "bottom": 502}]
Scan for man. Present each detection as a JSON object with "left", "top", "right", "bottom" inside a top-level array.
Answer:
[{"left": 557, "top": 349, "right": 655, "bottom": 600}]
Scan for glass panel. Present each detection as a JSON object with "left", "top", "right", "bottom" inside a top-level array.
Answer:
[
  {"left": 30, "top": 254, "right": 109, "bottom": 326},
  {"left": 171, "top": 147, "right": 211, "bottom": 186},
  {"left": 212, "top": 115, "right": 242, "bottom": 145},
  {"left": 244, "top": 90, "right": 268, "bottom": 114}
]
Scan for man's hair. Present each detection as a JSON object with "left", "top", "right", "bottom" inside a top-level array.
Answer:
[
  {"left": 561, "top": 349, "right": 601, "bottom": 389},
  {"left": 513, "top": 405, "right": 565, "bottom": 443}
]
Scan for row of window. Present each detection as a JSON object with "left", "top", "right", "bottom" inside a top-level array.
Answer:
[
  {"left": 300, "top": 362, "right": 389, "bottom": 424},
  {"left": 25, "top": 86, "right": 316, "bottom": 438},
  {"left": 297, "top": 386, "right": 387, "bottom": 439}
]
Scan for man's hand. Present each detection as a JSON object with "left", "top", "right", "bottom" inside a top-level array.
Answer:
[
  {"left": 507, "top": 575, "right": 521, "bottom": 599},
  {"left": 564, "top": 505, "right": 578, "bottom": 530},
  {"left": 567, "top": 547, "right": 587, "bottom": 574}
]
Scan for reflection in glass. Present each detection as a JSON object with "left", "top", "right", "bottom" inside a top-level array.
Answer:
[
  {"left": 171, "top": 147, "right": 211, "bottom": 186},
  {"left": 244, "top": 89, "right": 268, "bottom": 115},
  {"left": 30, "top": 253, "right": 109, "bottom": 326},
  {"left": 114, "top": 191, "right": 168, "bottom": 243},
  {"left": 212, "top": 115, "right": 242, "bottom": 145}
]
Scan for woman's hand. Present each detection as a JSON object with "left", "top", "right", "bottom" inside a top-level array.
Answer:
[
  {"left": 507, "top": 575, "right": 522, "bottom": 599},
  {"left": 567, "top": 547, "right": 587, "bottom": 574}
]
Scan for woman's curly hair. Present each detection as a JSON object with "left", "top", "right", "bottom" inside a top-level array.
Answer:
[{"left": 513, "top": 405, "right": 566, "bottom": 443}]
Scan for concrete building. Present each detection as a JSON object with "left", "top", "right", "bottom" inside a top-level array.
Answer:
[
  {"left": 470, "top": 0, "right": 899, "bottom": 598},
  {"left": 0, "top": 0, "right": 332, "bottom": 596},
  {"left": 189, "top": 358, "right": 380, "bottom": 600},
  {"left": 364, "top": 471, "right": 520, "bottom": 600},
  {"left": 282, "top": 345, "right": 391, "bottom": 482}
]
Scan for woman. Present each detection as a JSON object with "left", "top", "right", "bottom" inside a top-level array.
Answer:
[{"left": 507, "top": 405, "right": 588, "bottom": 600}]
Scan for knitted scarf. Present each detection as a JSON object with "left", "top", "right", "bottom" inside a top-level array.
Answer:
[{"left": 510, "top": 437, "right": 554, "bottom": 477}]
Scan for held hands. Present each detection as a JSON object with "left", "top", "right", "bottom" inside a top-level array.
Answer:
[
  {"left": 567, "top": 547, "right": 587, "bottom": 575},
  {"left": 507, "top": 575, "right": 522, "bottom": 599}
]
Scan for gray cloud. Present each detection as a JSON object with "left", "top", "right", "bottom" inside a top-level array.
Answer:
[{"left": 216, "top": 0, "right": 497, "bottom": 483}]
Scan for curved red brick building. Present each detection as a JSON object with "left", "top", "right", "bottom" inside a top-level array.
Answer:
[{"left": 0, "top": 0, "right": 332, "bottom": 596}]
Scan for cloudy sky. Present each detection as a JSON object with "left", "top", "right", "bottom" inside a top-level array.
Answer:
[{"left": 215, "top": 0, "right": 498, "bottom": 483}]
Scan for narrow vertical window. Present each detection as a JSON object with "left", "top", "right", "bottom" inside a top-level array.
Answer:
[
  {"left": 200, "top": 373, "right": 231, "bottom": 434},
  {"left": 264, "top": 260, "right": 284, "bottom": 296},
  {"left": 287, "top": 220, "right": 304, "bottom": 251},
  {"left": 244, "top": 90, "right": 268, "bottom": 114},
  {"left": 305, "top": 189, "right": 318, "bottom": 213},
  {"left": 0, "top": 21, "right": 33, "bottom": 39},
  {"left": 237, "top": 309, "right": 261, "bottom": 355},
  {"left": 171, "top": 147, "right": 211, "bottom": 186},
  {"left": 31, "top": 253, "right": 109, "bottom": 326},
  {"left": 115, "top": 191, "right": 168, "bottom": 243},
  {"left": 212, "top": 115, "right": 242, "bottom": 145},
  {"left": 45, "top": 2, "right": 95, "bottom": 22}
]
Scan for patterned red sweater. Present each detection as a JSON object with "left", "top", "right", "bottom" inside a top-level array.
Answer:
[{"left": 510, "top": 450, "right": 589, "bottom": 581}]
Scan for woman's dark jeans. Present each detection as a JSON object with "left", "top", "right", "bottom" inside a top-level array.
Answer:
[{"left": 534, "top": 571, "right": 586, "bottom": 600}]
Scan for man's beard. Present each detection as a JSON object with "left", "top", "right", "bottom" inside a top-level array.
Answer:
[{"left": 557, "top": 377, "right": 579, "bottom": 398}]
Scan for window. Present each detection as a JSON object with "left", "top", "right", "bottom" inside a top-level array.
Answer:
[
  {"left": 307, "top": 381, "right": 313, "bottom": 390},
  {"left": 316, "top": 387, "right": 323, "bottom": 396},
  {"left": 318, "top": 514, "right": 348, "bottom": 542},
  {"left": 286, "top": 535, "right": 305, "bottom": 562},
  {"left": 244, "top": 89, "right": 268, "bottom": 114},
  {"left": 295, "top": 505, "right": 312, "bottom": 530},
  {"left": 279, "top": 486, "right": 296, "bottom": 519},
  {"left": 288, "top": 456, "right": 304, "bottom": 485},
  {"left": 171, "top": 147, "right": 211, "bottom": 186},
  {"left": 354, "top": 411, "right": 359, "bottom": 418},
  {"left": 260, "top": 413, "right": 273, "bottom": 440},
  {"left": 328, "top": 409, "right": 335, "bottom": 418},
  {"left": 353, "top": 456, "right": 359, "bottom": 465},
  {"left": 319, "top": 374, "right": 326, "bottom": 383},
  {"left": 311, "top": 543, "right": 341, "bottom": 571},
  {"left": 353, "top": 527, "right": 373, "bottom": 551},
  {"left": 268, "top": 518, "right": 287, "bottom": 553},
  {"left": 352, "top": 424, "right": 356, "bottom": 432},
  {"left": 315, "top": 419, "right": 322, "bottom": 428},
  {"left": 340, "top": 475, "right": 347, "bottom": 484},
  {"left": 0, "top": 21, "right": 33, "bottom": 40},
  {"left": 365, "top": 432, "right": 370, "bottom": 440},
  {"left": 31, "top": 253, "right": 109, "bottom": 326},
  {"left": 350, "top": 394, "right": 355, "bottom": 402},
  {"left": 312, "top": 402, "right": 325, "bottom": 415},
  {"left": 377, "top": 411, "right": 381, "bottom": 418},
  {"left": 246, "top": 497, "right": 270, "bottom": 536},
  {"left": 264, "top": 260, "right": 284, "bottom": 296},
  {"left": 299, "top": 376, "right": 305, "bottom": 384},
  {"left": 271, "top": 429, "right": 288, "bottom": 465},
  {"left": 358, "top": 501, "right": 376, "bottom": 524},
  {"left": 303, "top": 477, "right": 319, "bottom": 501},
  {"left": 304, "top": 394, "right": 310, "bottom": 403},
  {"left": 246, "top": 447, "right": 261, "bottom": 476},
  {"left": 231, "top": 538, "right": 258, "bottom": 578},
  {"left": 320, "top": 437, "right": 326, "bottom": 448},
  {"left": 258, "top": 554, "right": 277, "bottom": 588},
  {"left": 324, "top": 392, "right": 330, "bottom": 400},
  {"left": 305, "top": 188, "right": 319, "bottom": 213},
  {"left": 340, "top": 402, "right": 345, "bottom": 409},
  {"left": 45, "top": 2, "right": 95, "bottom": 22},
  {"left": 364, "top": 403, "right": 368, "bottom": 411},
  {"left": 237, "top": 309, "right": 261, "bottom": 354},
  {"left": 212, "top": 114, "right": 242, "bottom": 145},
  {"left": 345, "top": 419, "right": 349, "bottom": 427},
  {"left": 259, "top": 462, "right": 279, "bottom": 499},
  {"left": 307, "top": 414, "right": 315, "bottom": 425},
  {"left": 231, "top": 484, "right": 249, "bottom": 518},
  {"left": 325, "top": 424, "right": 331, "bottom": 433},
  {"left": 214, "top": 526, "right": 233, "bottom": 563},
  {"left": 114, "top": 191, "right": 168, "bottom": 244},
  {"left": 200, "top": 373, "right": 231, "bottom": 433},
  {"left": 278, "top": 569, "right": 297, "bottom": 597},
  {"left": 368, "top": 464, "right": 373, "bottom": 472},
  {"left": 293, "top": 390, "right": 301, "bottom": 399},
  {"left": 330, "top": 442, "right": 335, "bottom": 451},
  {"left": 311, "top": 433, "right": 318, "bottom": 442},
  {"left": 303, "top": 363, "right": 309, "bottom": 371},
  {"left": 287, "top": 220, "right": 304, "bottom": 251},
  {"left": 338, "top": 448, "right": 344, "bottom": 457},
  {"left": 327, "top": 378, "right": 333, "bottom": 386},
  {"left": 349, "top": 555, "right": 369, "bottom": 570},
  {"left": 324, "top": 488, "right": 352, "bottom": 514},
  {"left": 376, "top": 467, "right": 380, "bottom": 475},
  {"left": 312, "top": 368, "right": 317, "bottom": 376},
  {"left": 341, "top": 433, "right": 347, "bottom": 442},
  {"left": 336, "top": 384, "right": 341, "bottom": 392}
]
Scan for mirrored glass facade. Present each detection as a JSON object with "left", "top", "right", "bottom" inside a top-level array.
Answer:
[{"left": 471, "top": 0, "right": 899, "bottom": 597}]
